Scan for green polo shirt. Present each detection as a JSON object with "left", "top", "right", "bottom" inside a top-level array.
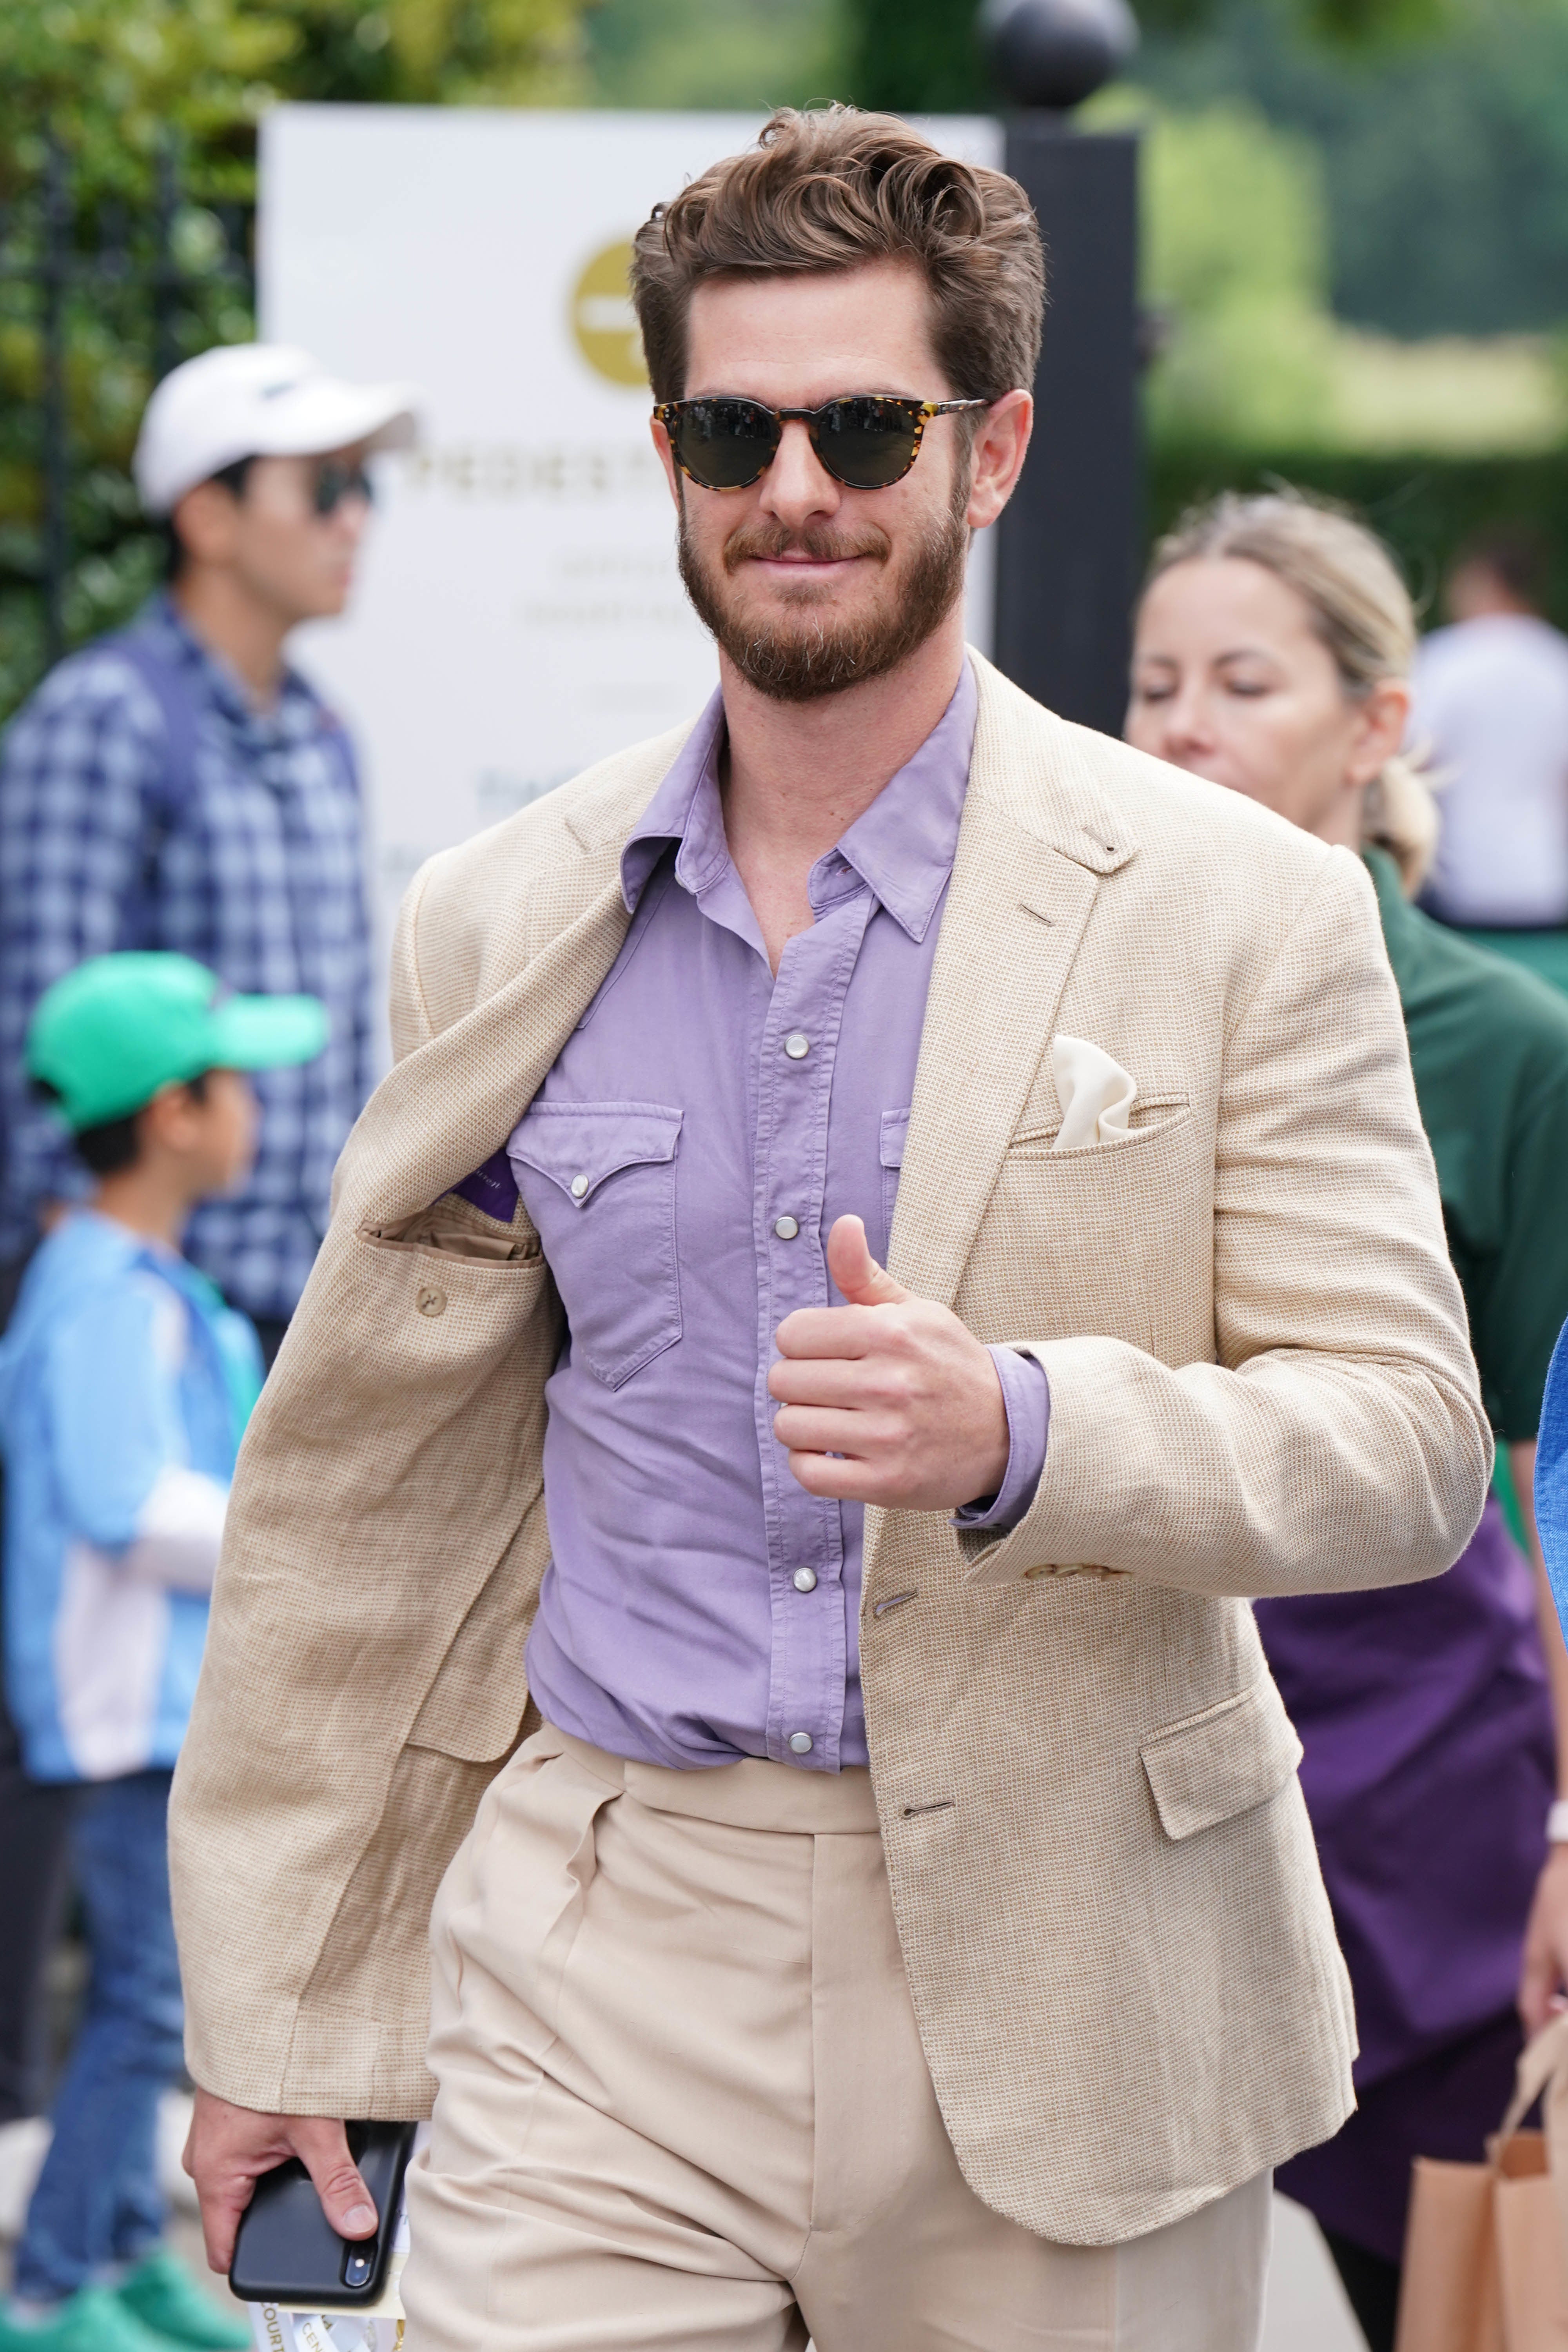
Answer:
[{"left": 1368, "top": 846, "right": 1568, "bottom": 1441}]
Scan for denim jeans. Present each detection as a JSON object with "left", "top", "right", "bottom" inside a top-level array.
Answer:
[{"left": 13, "top": 1769, "right": 184, "bottom": 2301}]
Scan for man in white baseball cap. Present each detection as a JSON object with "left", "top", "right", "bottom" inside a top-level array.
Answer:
[
  {"left": 132, "top": 343, "right": 419, "bottom": 516},
  {"left": 2, "top": 337, "right": 423, "bottom": 1340},
  {"left": 0, "top": 341, "right": 420, "bottom": 2161}
]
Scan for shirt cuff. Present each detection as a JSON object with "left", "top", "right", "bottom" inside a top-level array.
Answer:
[{"left": 954, "top": 1347, "right": 1051, "bottom": 1534}]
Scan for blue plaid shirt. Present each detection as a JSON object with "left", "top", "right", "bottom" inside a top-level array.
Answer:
[{"left": 0, "top": 595, "right": 373, "bottom": 1319}]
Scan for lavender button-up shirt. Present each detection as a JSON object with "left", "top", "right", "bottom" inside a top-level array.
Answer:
[{"left": 508, "top": 660, "right": 1047, "bottom": 1771}]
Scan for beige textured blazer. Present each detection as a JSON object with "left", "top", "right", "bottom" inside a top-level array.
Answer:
[{"left": 170, "top": 654, "right": 1489, "bottom": 2248}]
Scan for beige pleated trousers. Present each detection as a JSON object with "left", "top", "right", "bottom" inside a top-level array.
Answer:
[{"left": 401, "top": 1725, "right": 1271, "bottom": 2352}]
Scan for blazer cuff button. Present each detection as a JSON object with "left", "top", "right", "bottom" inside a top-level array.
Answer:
[{"left": 416, "top": 1286, "right": 447, "bottom": 1317}]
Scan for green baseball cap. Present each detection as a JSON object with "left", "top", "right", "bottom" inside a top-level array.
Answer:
[{"left": 27, "top": 953, "right": 329, "bottom": 1131}]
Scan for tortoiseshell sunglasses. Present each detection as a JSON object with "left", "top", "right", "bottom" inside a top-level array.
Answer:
[{"left": 653, "top": 394, "right": 991, "bottom": 493}]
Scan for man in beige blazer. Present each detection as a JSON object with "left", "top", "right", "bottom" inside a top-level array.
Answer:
[{"left": 172, "top": 109, "right": 1489, "bottom": 2352}]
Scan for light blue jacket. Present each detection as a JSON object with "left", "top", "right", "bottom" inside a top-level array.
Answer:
[{"left": 0, "top": 1211, "right": 261, "bottom": 1782}]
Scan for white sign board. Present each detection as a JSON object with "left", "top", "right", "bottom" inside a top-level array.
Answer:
[{"left": 258, "top": 105, "right": 1003, "bottom": 965}]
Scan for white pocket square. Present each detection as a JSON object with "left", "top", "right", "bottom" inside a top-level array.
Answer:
[{"left": 1050, "top": 1034, "right": 1137, "bottom": 1151}]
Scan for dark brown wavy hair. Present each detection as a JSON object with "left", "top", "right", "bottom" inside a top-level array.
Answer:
[{"left": 631, "top": 105, "right": 1045, "bottom": 407}]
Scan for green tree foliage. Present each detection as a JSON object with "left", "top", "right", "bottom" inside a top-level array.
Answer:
[
  {"left": 585, "top": 0, "right": 844, "bottom": 111},
  {"left": 1120, "top": 94, "right": 1341, "bottom": 445},
  {"left": 0, "top": 0, "right": 585, "bottom": 183},
  {"left": 843, "top": 0, "right": 1459, "bottom": 115},
  {"left": 261, "top": 0, "right": 585, "bottom": 107},
  {"left": 1138, "top": 0, "right": 1568, "bottom": 339},
  {"left": 846, "top": 0, "right": 988, "bottom": 113}
]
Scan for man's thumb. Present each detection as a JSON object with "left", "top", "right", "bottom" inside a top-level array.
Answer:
[{"left": 827, "top": 1214, "right": 911, "bottom": 1307}]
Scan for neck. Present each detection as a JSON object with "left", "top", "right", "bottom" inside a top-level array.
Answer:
[
  {"left": 717, "top": 609, "right": 967, "bottom": 969},
  {"left": 172, "top": 568, "right": 291, "bottom": 704},
  {"left": 91, "top": 1165, "right": 196, "bottom": 1255},
  {"left": 1315, "top": 780, "right": 1369, "bottom": 859}
]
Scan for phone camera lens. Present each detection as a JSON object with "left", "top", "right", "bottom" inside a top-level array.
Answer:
[{"left": 342, "top": 2247, "right": 375, "bottom": 2289}]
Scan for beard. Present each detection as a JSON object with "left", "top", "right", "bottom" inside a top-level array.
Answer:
[{"left": 676, "top": 473, "right": 972, "bottom": 704}]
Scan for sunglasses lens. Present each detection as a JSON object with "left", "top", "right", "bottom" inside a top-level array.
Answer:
[
  {"left": 313, "top": 462, "right": 374, "bottom": 516},
  {"left": 813, "top": 397, "right": 924, "bottom": 489},
  {"left": 670, "top": 399, "right": 779, "bottom": 490}
]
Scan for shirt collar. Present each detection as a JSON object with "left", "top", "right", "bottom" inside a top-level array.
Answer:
[{"left": 620, "top": 657, "right": 977, "bottom": 944}]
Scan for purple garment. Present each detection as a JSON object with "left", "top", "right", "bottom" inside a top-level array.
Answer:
[
  {"left": 509, "top": 661, "right": 1048, "bottom": 1771},
  {"left": 1257, "top": 1494, "right": 1554, "bottom": 2256},
  {"left": 1276, "top": 2011, "right": 1523, "bottom": 2267}
]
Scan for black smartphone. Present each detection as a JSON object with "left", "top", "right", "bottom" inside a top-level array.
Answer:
[{"left": 229, "top": 2121, "right": 418, "bottom": 2307}]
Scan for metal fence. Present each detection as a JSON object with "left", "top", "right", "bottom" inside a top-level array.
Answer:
[{"left": 0, "top": 134, "right": 254, "bottom": 715}]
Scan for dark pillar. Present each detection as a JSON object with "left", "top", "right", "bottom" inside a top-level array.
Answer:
[{"left": 993, "top": 120, "right": 1141, "bottom": 738}]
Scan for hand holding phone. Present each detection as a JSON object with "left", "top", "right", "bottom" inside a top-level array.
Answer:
[
  {"left": 184, "top": 2090, "right": 383, "bottom": 2277},
  {"left": 229, "top": 2122, "right": 417, "bottom": 2306}
]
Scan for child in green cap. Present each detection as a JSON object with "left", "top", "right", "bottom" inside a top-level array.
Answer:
[{"left": 0, "top": 954, "right": 325, "bottom": 2352}]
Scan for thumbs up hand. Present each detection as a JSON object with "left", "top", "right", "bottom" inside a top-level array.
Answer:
[{"left": 769, "top": 1214, "right": 1010, "bottom": 1511}]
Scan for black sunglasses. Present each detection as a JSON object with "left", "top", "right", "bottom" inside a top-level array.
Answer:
[
  {"left": 653, "top": 394, "right": 990, "bottom": 493},
  {"left": 311, "top": 458, "right": 375, "bottom": 517}
]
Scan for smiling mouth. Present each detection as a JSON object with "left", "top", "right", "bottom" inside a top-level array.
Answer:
[
  {"left": 723, "top": 521, "right": 891, "bottom": 577},
  {"left": 755, "top": 550, "right": 865, "bottom": 568}
]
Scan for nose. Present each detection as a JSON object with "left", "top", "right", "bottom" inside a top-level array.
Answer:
[
  {"left": 757, "top": 417, "right": 842, "bottom": 532},
  {"left": 334, "top": 493, "right": 372, "bottom": 553},
  {"left": 1155, "top": 681, "right": 1217, "bottom": 759}
]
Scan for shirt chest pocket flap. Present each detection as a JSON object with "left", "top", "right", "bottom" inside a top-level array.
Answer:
[{"left": 506, "top": 1102, "right": 683, "bottom": 1391}]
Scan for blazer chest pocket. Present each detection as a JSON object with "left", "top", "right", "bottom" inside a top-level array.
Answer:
[
  {"left": 1140, "top": 1676, "right": 1302, "bottom": 1842},
  {"left": 986, "top": 1094, "right": 1202, "bottom": 1358},
  {"left": 507, "top": 1101, "right": 683, "bottom": 1390}
]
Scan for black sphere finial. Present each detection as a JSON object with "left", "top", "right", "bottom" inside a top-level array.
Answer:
[{"left": 979, "top": 0, "right": 1139, "bottom": 111}]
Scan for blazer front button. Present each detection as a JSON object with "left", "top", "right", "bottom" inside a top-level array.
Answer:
[
  {"left": 416, "top": 1286, "right": 447, "bottom": 1318},
  {"left": 1022, "top": 1564, "right": 1054, "bottom": 1581}
]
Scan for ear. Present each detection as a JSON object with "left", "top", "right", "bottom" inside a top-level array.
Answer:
[
  {"left": 134, "top": 1083, "right": 189, "bottom": 1156},
  {"left": 138, "top": 1078, "right": 210, "bottom": 1156},
  {"left": 650, "top": 413, "right": 681, "bottom": 514},
  {"left": 965, "top": 390, "right": 1033, "bottom": 533},
  {"left": 171, "top": 478, "right": 242, "bottom": 571},
  {"left": 1347, "top": 677, "right": 1411, "bottom": 789}
]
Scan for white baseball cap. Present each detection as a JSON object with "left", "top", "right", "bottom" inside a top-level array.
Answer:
[{"left": 133, "top": 343, "right": 423, "bottom": 517}]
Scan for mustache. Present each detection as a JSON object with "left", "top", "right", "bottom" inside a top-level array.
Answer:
[{"left": 721, "top": 519, "right": 892, "bottom": 575}]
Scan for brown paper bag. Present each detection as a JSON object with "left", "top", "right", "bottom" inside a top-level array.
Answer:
[{"left": 1395, "top": 2015, "right": 1568, "bottom": 2351}]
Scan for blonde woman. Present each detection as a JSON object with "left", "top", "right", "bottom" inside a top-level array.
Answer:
[{"left": 1127, "top": 490, "right": 1568, "bottom": 2352}]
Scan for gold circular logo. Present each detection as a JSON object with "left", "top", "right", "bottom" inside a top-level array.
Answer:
[{"left": 570, "top": 241, "right": 646, "bottom": 388}]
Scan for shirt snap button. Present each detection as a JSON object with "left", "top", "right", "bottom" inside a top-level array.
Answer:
[
  {"left": 773, "top": 1214, "right": 800, "bottom": 1241},
  {"left": 783, "top": 1032, "right": 810, "bottom": 1060},
  {"left": 788, "top": 1731, "right": 814, "bottom": 1755},
  {"left": 416, "top": 1287, "right": 447, "bottom": 1318},
  {"left": 792, "top": 1567, "right": 818, "bottom": 1593},
  {"left": 570, "top": 1173, "right": 590, "bottom": 1200}
]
